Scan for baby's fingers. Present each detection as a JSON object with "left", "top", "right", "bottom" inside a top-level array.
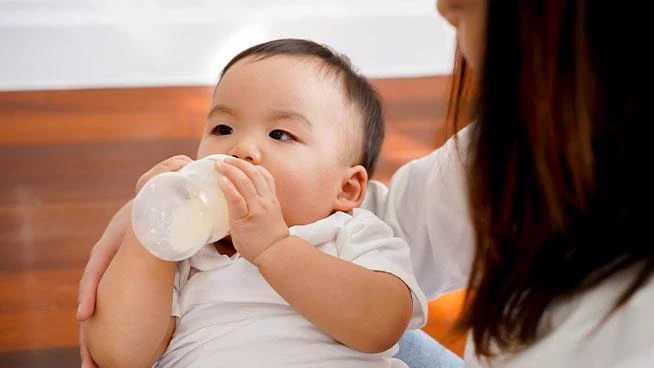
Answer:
[
  {"left": 222, "top": 158, "right": 271, "bottom": 197},
  {"left": 135, "top": 155, "right": 193, "bottom": 194},
  {"left": 215, "top": 159, "right": 258, "bottom": 201},
  {"left": 217, "top": 174, "right": 249, "bottom": 219},
  {"left": 256, "top": 165, "right": 276, "bottom": 195}
]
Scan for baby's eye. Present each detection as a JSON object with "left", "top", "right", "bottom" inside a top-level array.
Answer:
[
  {"left": 212, "top": 124, "right": 233, "bottom": 136},
  {"left": 269, "top": 129, "right": 295, "bottom": 141}
]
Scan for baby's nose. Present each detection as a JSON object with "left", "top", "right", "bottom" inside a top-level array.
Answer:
[{"left": 228, "top": 143, "right": 261, "bottom": 164}]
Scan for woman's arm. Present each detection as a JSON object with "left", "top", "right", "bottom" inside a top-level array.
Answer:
[{"left": 83, "top": 226, "right": 177, "bottom": 368}]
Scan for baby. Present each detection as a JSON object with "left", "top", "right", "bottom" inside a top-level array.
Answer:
[{"left": 84, "top": 38, "right": 427, "bottom": 368}]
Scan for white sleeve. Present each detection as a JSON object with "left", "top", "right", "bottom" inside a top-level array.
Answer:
[
  {"left": 360, "top": 179, "right": 388, "bottom": 216},
  {"left": 363, "top": 125, "right": 475, "bottom": 299},
  {"left": 334, "top": 208, "right": 429, "bottom": 329},
  {"left": 613, "top": 345, "right": 654, "bottom": 368}
]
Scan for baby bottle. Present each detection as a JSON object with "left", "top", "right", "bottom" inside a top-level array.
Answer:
[{"left": 131, "top": 154, "right": 230, "bottom": 261}]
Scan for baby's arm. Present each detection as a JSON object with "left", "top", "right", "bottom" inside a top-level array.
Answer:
[
  {"left": 83, "top": 227, "right": 177, "bottom": 367},
  {"left": 83, "top": 156, "right": 192, "bottom": 367},
  {"left": 257, "top": 237, "right": 413, "bottom": 353},
  {"left": 216, "top": 158, "right": 413, "bottom": 353}
]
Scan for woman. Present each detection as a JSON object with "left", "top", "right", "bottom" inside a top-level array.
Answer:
[
  {"left": 79, "top": 0, "right": 654, "bottom": 366},
  {"left": 386, "top": 0, "right": 652, "bottom": 365}
]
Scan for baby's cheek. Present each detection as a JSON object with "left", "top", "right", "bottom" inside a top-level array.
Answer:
[
  {"left": 274, "top": 172, "right": 335, "bottom": 226},
  {"left": 276, "top": 195, "right": 303, "bottom": 227},
  {"left": 276, "top": 191, "right": 315, "bottom": 227},
  {"left": 195, "top": 140, "right": 212, "bottom": 158}
]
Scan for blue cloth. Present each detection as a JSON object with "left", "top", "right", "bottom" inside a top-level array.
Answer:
[{"left": 395, "top": 329, "right": 464, "bottom": 368}]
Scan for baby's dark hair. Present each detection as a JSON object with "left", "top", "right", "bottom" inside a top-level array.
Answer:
[{"left": 220, "top": 38, "right": 384, "bottom": 177}]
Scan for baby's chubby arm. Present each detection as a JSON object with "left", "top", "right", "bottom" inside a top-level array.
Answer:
[
  {"left": 83, "top": 156, "right": 192, "bottom": 368},
  {"left": 216, "top": 158, "right": 413, "bottom": 353}
]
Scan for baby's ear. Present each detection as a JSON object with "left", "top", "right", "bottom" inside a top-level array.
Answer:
[{"left": 333, "top": 165, "right": 368, "bottom": 212}]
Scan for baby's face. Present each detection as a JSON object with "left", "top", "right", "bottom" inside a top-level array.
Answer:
[{"left": 197, "top": 55, "right": 361, "bottom": 227}]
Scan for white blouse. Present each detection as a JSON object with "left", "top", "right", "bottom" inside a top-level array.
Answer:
[{"left": 363, "top": 125, "right": 654, "bottom": 367}]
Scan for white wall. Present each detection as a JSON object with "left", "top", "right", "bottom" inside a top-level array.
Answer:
[{"left": 0, "top": 0, "right": 455, "bottom": 91}]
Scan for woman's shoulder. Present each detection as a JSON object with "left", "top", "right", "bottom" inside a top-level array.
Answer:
[
  {"left": 403, "top": 123, "right": 473, "bottom": 177},
  {"left": 382, "top": 123, "right": 474, "bottom": 206},
  {"left": 466, "top": 264, "right": 654, "bottom": 367},
  {"left": 543, "top": 266, "right": 654, "bottom": 365}
]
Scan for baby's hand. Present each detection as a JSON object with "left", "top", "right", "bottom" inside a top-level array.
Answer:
[
  {"left": 134, "top": 155, "right": 193, "bottom": 194},
  {"left": 215, "top": 158, "right": 289, "bottom": 263}
]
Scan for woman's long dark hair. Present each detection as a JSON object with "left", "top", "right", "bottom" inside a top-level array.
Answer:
[{"left": 454, "top": 0, "right": 653, "bottom": 356}]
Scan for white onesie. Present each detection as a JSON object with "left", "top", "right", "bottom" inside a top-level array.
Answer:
[{"left": 156, "top": 208, "right": 428, "bottom": 368}]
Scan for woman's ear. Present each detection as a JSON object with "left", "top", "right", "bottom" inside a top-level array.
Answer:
[{"left": 333, "top": 165, "right": 368, "bottom": 212}]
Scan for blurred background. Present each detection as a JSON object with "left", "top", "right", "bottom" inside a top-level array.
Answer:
[
  {"left": 0, "top": 0, "right": 455, "bottom": 90},
  {"left": 0, "top": 1, "right": 466, "bottom": 366}
]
